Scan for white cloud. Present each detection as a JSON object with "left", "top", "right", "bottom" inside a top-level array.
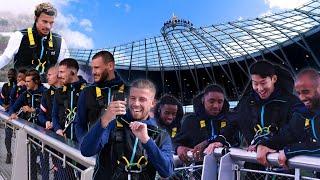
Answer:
[
  {"left": 0, "top": 0, "right": 94, "bottom": 49},
  {"left": 124, "top": 4, "right": 131, "bottom": 13},
  {"left": 114, "top": 2, "right": 131, "bottom": 13},
  {"left": 259, "top": 10, "right": 273, "bottom": 17},
  {"left": 264, "top": 0, "right": 309, "bottom": 9},
  {"left": 79, "top": 19, "right": 93, "bottom": 32},
  {"left": 115, "top": 3, "right": 121, "bottom": 8},
  {"left": 60, "top": 29, "right": 94, "bottom": 49}
]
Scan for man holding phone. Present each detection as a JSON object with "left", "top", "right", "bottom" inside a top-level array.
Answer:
[
  {"left": 74, "top": 50, "right": 127, "bottom": 143},
  {"left": 81, "top": 79, "right": 174, "bottom": 180}
]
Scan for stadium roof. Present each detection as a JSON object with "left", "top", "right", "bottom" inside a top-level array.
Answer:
[{"left": 70, "top": 0, "right": 320, "bottom": 71}]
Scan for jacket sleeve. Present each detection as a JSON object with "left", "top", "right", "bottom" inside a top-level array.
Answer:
[
  {"left": 142, "top": 132, "right": 174, "bottom": 178},
  {"left": 209, "top": 112, "right": 239, "bottom": 147},
  {"left": 284, "top": 141, "right": 320, "bottom": 159},
  {"left": 8, "top": 92, "right": 26, "bottom": 115},
  {"left": 259, "top": 100, "right": 307, "bottom": 150},
  {"left": 38, "top": 94, "right": 48, "bottom": 126},
  {"left": 52, "top": 95, "right": 62, "bottom": 131},
  {"left": 74, "top": 90, "right": 88, "bottom": 144},
  {"left": 172, "top": 114, "right": 194, "bottom": 152},
  {"left": 0, "top": 31, "right": 23, "bottom": 69},
  {"left": 0, "top": 84, "right": 6, "bottom": 106},
  {"left": 80, "top": 119, "right": 115, "bottom": 157},
  {"left": 9, "top": 86, "right": 17, "bottom": 106}
]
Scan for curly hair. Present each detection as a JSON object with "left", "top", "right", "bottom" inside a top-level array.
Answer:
[
  {"left": 154, "top": 94, "right": 184, "bottom": 124},
  {"left": 34, "top": 2, "right": 57, "bottom": 17}
]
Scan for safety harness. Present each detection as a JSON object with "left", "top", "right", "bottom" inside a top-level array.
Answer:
[
  {"left": 110, "top": 117, "right": 163, "bottom": 180},
  {"left": 62, "top": 83, "right": 86, "bottom": 139},
  {"left": 27, "top": 27, "right": 54, "bottom": 74}
]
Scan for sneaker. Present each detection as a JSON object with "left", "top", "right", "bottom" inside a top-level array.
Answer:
[{"left": 5, "top": 153, "right": 12, "bottom": 164}]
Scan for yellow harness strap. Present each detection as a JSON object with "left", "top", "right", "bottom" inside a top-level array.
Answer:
[{"left": 27, "top": 28, "right": 35, "bottom": 46}]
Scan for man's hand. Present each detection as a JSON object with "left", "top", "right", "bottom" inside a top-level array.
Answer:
[
  {"left": 177, "top": 146, "right": 193, "bottom": 163},
  {"left": 101, "top": 100, "right": 126, "bottom": 128},
  {"left": 278, "top": 150, "right": 288, "bottom": 169},
  {"left": 56, "top": 129, "right": 65, "bottom": 137},
  {"left": 247, "top": 145, "right": 257, "bottom": 152},
  {"left": 256, "top": 145, "right": 276, "bottom": 166},
  {"left": 2, "top": 104, "right": 9, "bottom": 110},
  {"left": 45, "top": 121, "right": 53, "bottom": 129},
  {"left": 8, "top": 113, "right": 18, "bottom": 120},
  {"left": 17, "top": 81, "right": 25, "bottom": 86},
  {"left": 130, "top": 121, "right": 150, "bottom": 144},
  {"left": 204, "top": 142, "right": 223, "bottom": 155},
  {"left": 22, "top": 106, "right": 35, "bottom": 113},
  {"left": 192, "top": 140, "right": 209, "bottom": 161}
]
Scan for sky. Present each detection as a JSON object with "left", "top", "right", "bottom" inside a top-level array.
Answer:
[{"left": 0, "top": 0, "right": 310, "bottom": 49}]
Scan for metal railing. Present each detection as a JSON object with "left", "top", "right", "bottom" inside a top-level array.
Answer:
[
  {"left": 0, "top": 110, "right": 95, "bottom": 180},
  {"left": 202, "top": 147, "right": 320, "bottom": 180}
]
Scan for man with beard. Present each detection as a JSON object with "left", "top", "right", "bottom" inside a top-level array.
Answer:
[
  {"left": 74, "top": 50, "right": 126, "bottom": 143},
  {"left": 81, "top": 79, "right": 173, "bottom": 180},
  {"left": 52, "top": 58, "right": 86, "bottom": 141},
  {"left": 0, "top": 2, "right": 69, "bottom": 75},
  {"left": 278, "top": 68, "right": 320, "bottom": 174}
]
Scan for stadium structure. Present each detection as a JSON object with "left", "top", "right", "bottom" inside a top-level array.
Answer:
[{"left": 68, "top": 0, "right": 320, "bottom": 105}]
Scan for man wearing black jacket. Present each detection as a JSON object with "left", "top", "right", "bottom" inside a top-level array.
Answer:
[
  {"left": 0, "top": 68, "right": 16, "bottom": 164},
  {"left": 174, "top": 84, "right": 234, "bottom": 162},
  {"left": 278, "top": 68, "right": 320, "bottom": 173},
  {"left": 205, "top": 61, "right": 307, "bottom": 168},
  {"left": 52, "top": 58, "right": 86, "bottom": 141},
  {"left": 74, "top": 51, "right": 126, "bottom": 143},
  {"left": 154, "top": 94, "right": 183, "bottom": 141},
  {"left": 39, "top": 66, "right": 61, "bottom": 129},
  {"left": 0, "top": 69, "right": 17, "bottom": 110},
  {"left": 0, "top": 2, "right": 69, "bottom": 73}
]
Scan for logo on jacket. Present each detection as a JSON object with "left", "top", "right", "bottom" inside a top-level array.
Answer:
[{"left": 200, "top": 120, "right": 206, "bottom": 128}]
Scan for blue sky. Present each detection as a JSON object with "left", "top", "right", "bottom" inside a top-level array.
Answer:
[
  {"left": 0, "top": 0, "right": 309, "bottom": 49},
  {"left": 62, "top": 0, "right": 272, "bottom": 48}
]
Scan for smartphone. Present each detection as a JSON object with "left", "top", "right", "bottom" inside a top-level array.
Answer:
[{"left": 113, "top": 91, "right": 125, "bottom": 101}]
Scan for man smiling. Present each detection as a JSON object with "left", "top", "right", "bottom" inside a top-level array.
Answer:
[
  {"left": 81, "top": 79, "right": 173, "bottom": 180},
  {"left": 205, "top": 61, "right": 306, "bottom": 179}
]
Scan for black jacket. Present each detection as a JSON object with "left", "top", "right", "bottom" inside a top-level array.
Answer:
[
  {"left": 8, "top": 84, "right": 47, "bottom": 125},
  {"left": 0, "top": 81, "right": 16, "bottom": 108},
  {"left": 52, "top": 76, "right": 87, "bottom": 141},
  {"left": 284, "top": 110, "right": 320, "bottom": 158},
  {"left": 173, "top": 93, "right": 234, "bottom": 151},
  {"left": 212, "top": 88, "right": 307, "bottom": 150},
  {"left": 14, "top": 25, "right": 62, "bottom": 72},
  {"left": 74, "top": 74, "right": 127, "bottom": 143}
]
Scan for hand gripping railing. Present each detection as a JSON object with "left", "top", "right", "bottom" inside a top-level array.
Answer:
[
  {"left": 0, "top": 110, "right": 96, "bottom": 180},
  {"left": 202, "top": 147, "right": 320, "bottom": 180}
]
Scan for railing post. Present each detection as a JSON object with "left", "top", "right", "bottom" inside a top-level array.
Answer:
[
  {"left": 81, "top": 166, "right": 94, "bottom": 180},
  {"left": 294, "top": 168, "right": 301, "bottom": 180},
  {"left": 218, "top": 153, "right": 235, "bottom": 180},
  {"left": 12, "top": 128, "right": 28, "bottom": 180},
  {"left": 202, "top": 153, "right": 218, "bottom": 180}
]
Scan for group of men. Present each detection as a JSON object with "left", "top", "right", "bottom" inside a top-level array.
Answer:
[{"left": 1, "top": 2, "right": 320, "bottom": 180}]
